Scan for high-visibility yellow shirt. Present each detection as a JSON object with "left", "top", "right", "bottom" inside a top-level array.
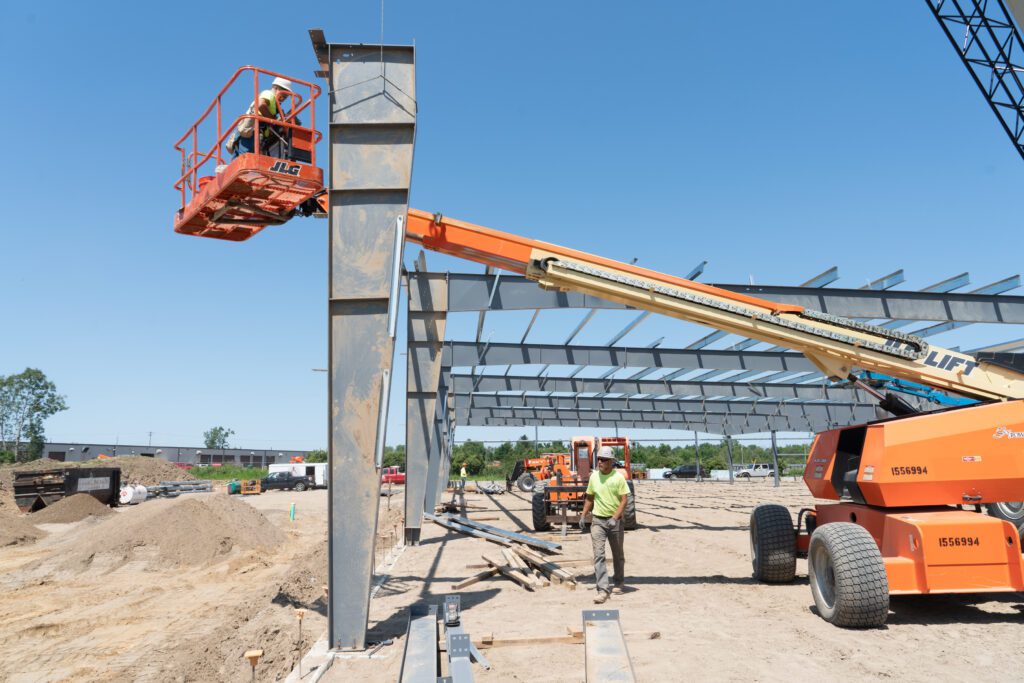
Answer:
[
  {"left": 460, "top": 466, "right": 467, "bottom": 478},
  {"left": 586, "top": 470, "right": 628, "bottom": 517}
]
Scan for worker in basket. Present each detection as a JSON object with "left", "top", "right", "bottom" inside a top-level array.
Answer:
[{"left": 227, "top": 77, "right": 295, "bottom": 158}]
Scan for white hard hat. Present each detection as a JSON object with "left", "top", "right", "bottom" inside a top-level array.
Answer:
[
  {"left": 597, "top": 446, "right": 616, "bottom": 460},
  {"left": 271, "top": 77, "right": 295, "bottom": 93}
]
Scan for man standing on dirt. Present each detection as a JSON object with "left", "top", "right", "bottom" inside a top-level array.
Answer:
[{"left": 580, "top": 446, "right": 629, "bottom": 604}]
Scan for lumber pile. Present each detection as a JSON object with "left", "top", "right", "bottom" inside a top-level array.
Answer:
[{"left": 450, "top": 544, "right": 578, "bottom": 592}]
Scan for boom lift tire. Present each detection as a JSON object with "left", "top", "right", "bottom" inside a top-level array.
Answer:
[
  {"left": 808, "top": 523, "right": 889, "bottom": 628},
  {"left": 986, "top": 502, "right": 1024, "bottom": 545},
  {"left": 749, "top": 504, "right": 796, "bottom": 583},
  {"left": 532, "top": 483, "right": 551, "bottom": 532},
  {"left": 516, "top": 472, "right": 537, "bottom": 493}
]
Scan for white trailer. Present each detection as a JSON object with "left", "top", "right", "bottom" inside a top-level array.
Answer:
[{"left": 268, "top": 462, "right": 328, "bottom": 488}]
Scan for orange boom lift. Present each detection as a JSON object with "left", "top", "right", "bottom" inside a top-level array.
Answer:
[{"left": 175, "top": 86, "right": 1024, "bottom": 631}]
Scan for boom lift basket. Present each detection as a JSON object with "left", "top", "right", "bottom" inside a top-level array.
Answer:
[{"left": 173, "top": 67, "right": 324, "bottom": 241}]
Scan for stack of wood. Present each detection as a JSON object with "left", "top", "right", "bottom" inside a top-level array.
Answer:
[{"left": 451, "top": 544, "right": 579, "bottom": 592}]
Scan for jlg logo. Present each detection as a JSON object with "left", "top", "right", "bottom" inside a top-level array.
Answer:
[{"left": 270, "top": 161, "right": 301, "bottom": 176}]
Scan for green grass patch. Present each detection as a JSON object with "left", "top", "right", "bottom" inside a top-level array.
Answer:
[{"left": 194, "top": 465, "right": 268, "bottom": 480}]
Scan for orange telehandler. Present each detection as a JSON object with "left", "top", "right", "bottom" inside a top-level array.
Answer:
[{"left": 507, "top": 452, "right": 571, "bottom": 493}]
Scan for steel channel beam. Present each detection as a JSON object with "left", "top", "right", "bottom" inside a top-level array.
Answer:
[
  {"left": 458, "top": 404, "right": 877, "bottom": 424},
  {"left": 433, "top": 273, "right": 1024, "bottom": 322},
  {"left": 399, "top": 604, "right": 439, "bottom": 683},
  {"left": 323, "top": 40, "right": 416, "bottom": 651},
  {"left": 448, "top": 372, "right": 864, "bottom": 401},
  {"left": 405, "top": 273, "right": 448, "bottom": 544},
  {"left": 455, "top": 394, "right": 873, "bottom": 412},
  {"left": 583, "top": 609, "right": 636, "bottom": 683},
  {"left": 444, "top": 342, "right": 814, "bottom": 373}
]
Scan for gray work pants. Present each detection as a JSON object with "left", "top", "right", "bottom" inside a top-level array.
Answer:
[{"left": 590, "top": 516, "right": 625, "bottom": 593}]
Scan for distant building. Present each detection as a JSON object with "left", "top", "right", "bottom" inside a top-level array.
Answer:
[{"left": 42, "top": 442, "right": 314, "bottom": 468}]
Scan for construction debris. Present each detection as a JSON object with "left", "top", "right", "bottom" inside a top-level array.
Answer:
[
  {"left": 437, "top": 513, "right": 562, "bottom": 552},
  {"left": 475, "top": 482, "right": 505, "bottom": 495}
]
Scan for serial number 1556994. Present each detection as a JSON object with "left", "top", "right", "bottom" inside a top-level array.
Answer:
[{"left": 938, "top": 536, "right": 980, "bottom": 548}]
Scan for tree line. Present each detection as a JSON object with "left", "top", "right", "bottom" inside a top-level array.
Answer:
[{"left": 373, "top": 436, "right": 810, "bottom": 479}]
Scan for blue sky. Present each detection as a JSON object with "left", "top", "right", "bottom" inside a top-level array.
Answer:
[{"left": 2, "top": 1, "right": 1022, "bottom": 451}]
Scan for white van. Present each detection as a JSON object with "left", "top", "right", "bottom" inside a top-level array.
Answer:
[{"left": 268, "top": 462, "right": 328, "bottom": 488}]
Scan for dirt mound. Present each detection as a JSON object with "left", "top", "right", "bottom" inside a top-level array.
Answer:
[
  {"left": 276, "top": 538, "right": 327, "bottom": 610},
  {"left": 78, "top": 456, "right": 196, "bottom": 486},
  {"left": 60, "top": 494, "right": 286, "bottom": 571},
  {"left": 0, "top": 504, "right": 45, "bottom": 546},
  {"left": 0, "top": 457, "right": 196, "bottom": 508},
  {"left": 32, "top": 493, "right": 113, "bottom": 524}
]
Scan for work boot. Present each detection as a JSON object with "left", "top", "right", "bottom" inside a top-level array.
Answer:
[
  {"left": 593, "top": 591, "right": 610, "bottom": 604},
  {"left": 611, "top": 583, "right": 625, "bottom": 594}
]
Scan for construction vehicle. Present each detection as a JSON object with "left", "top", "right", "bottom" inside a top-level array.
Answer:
[
  {"left": 178, "top": 20, "right": 1024, "bottom": 624},
  {"left": 530, "top": 437, "right": 638, "bottom": 532},
  {"left": 176, "top": 166, "right": 1024, "bottom": 626},
  {"left": 507, "top": 452, "right": 572, "bottom": 492}
]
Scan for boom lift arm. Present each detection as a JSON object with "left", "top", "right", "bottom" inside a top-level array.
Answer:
[{"left": 404, "top": 209, "right": 1024, "bottom": 403}]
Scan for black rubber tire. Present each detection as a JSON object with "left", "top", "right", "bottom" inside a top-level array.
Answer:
[
  {"left": 750, "top": 504, "right": 796, "bottom": 583},
  {"left": 808, "top": 523, "right": 889, "bottom": 628},
  {"left": 531, "top": 483, "right": 551, "bottom": 532},
  {"left": 663, "top": 473, "right": 673, "bottom": 480},
  {"left": 517, "top": 472, "right": 537, "bottom": 493},
  {"left": 738, "top": 472, "right": 751, "bottom": 479},
  {"left": 622, "top": 493, "right": 638, "bottom": 530},
  {"left": 986, "top": 502, "right": 1024, "bottom": 546}
]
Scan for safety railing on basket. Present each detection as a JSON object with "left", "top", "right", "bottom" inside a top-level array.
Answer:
[{"left": 173, "top": 66, "right": 321, "bottom": 210}]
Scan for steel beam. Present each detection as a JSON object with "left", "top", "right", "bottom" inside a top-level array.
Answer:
[
  {"left": 458, "top": 404, "right": 877, "bottom": 424},
  {"left": 445, "top": 342, "right": 814, "bottom": 373},
  {"left": 462, "top": 417, "right": 815, "bottom": 433},
  {"left": 455, "top": 394, "right": 873, "bottom": 412},
  {"left": 321, "top": 38, "right": 416, "bottom": 651},
  {"left": 428, "top": 272, "right": 1024, "bottom": 322},
  {"left": 405, "top": 273, "right": 447, "bottom": 544},
  {"left": 583, "top": 610, "right": 636, "bottom": 683},
  {"left": 447, "top": 372, "right": 867, "bottom": 401}
]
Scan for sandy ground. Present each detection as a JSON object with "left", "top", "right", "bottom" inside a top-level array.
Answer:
[
  {"left": 326, "top": 480, "right": 1024, "bottom": 683},
  {"left": 0, "top": 487, "right": 403, "bottom": 683},
  {"left": 2, "top": 480, "right": 1022, "bottom": 682}
]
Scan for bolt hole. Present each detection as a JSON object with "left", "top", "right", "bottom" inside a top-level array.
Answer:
[
  {"left": 1008, "top": 536, "right": 1015, "bottom": 546},
  {"left": 849, "top": 512, "right": 857, "bottom": 523}
]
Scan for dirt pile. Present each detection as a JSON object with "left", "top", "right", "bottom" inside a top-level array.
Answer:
[
  {"left": 0, "top": 457, "right": 196, "bottom": 507},
  {"left": 77, "top": 456, "right": 197, "bottom": 486},
  {"left": 0, "top": 504, "right": 44, "bottom": 546},
  {"left": 60, "top": 494, "right": 286, "bottom": 571},
  {"left": 32, "top": 493, "right": 113, "bottom": 524},
  {"left": 276, "top": 538, "right": 327, "bottom": 610}
]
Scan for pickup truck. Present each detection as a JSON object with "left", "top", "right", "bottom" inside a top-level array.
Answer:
[
  {"left": 260, "top": 471, "right": 313, "bottom": 491},
  {"left": 380, "top": 466, "right": 406, "bottom": 485}
]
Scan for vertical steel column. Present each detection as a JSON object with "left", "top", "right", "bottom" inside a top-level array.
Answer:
[
  {"left": 423, "top": 386, "right": 445, "bottom": 513},
  {"left": 769, "top": 431, "right": 781, "bottom": 488},
  {"left": 405, "top": 273, "right": 448, "bottom": 543},
  {"left": 693, "top": 432, "right": 702, "bottom": 482},
  {"left": 724, "top": 436, "right": 735, "bottom": 484},
  {"left": 322, "top": 39, "right": 416, "bottom": 651}
]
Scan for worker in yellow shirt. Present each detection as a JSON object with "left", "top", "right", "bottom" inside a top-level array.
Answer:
[
  {"left": 228, "top": 77, "right": 294, "bottom": 157},
  {"left": 460, "top": 463, "right": 468, "bottom": 491},
  {"left": 580, "top": 446, "right": 629, "bottom": 604}
]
